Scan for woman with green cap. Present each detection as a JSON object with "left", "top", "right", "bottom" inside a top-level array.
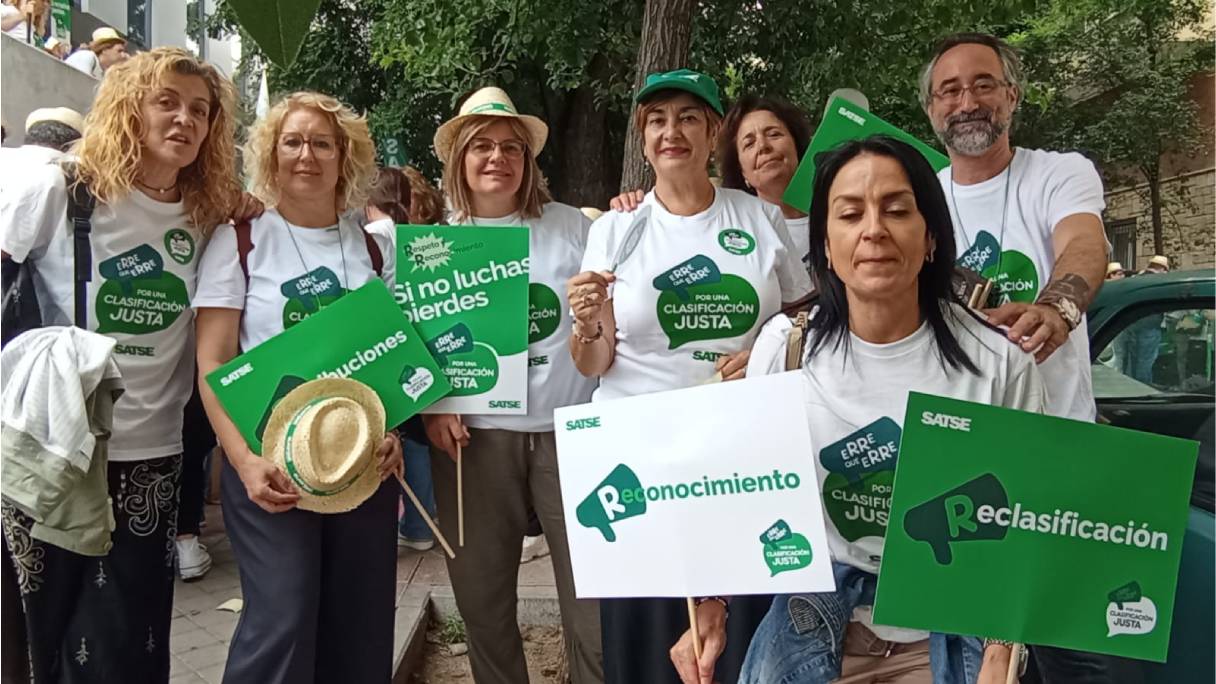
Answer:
[{"left": 567, "top": 69, "right": 812, "bottom": 684}]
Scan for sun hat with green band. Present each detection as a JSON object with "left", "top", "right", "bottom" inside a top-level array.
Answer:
[
  {"left": 635, "top": 68, "right": 724, "bottom": 116},
  {"left": 262, "top": 378, "right": 386, "bottom": 514},
  {"left": 433, "top": 86, "right": 549, "bottom": 164}
]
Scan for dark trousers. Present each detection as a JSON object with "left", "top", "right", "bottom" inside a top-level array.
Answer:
[
  {"left": 178, "top": 385, "right": 215, "bottom": 537},
  {"left": 220, "top": 461, "right": 397, "bottom": 684},
  {"left": 601, "top": 594, "right": 772, "bottom": 684},
  {"left": 1, "top": 455, "right": 182, "bottom": 684},
  {"left": 1027, "top": 646, "right": 1145, "bottom": 684}
]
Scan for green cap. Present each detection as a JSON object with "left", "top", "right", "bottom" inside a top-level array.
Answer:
[{"left": 635, "top": 69, "right": 724, "bottom": 116}]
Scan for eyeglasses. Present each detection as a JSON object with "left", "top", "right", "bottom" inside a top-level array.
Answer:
[
  {"left": 277, "top": 133, "right": 339, "bottom": 160},
  {"left": 467, "top": 137, "right": 527, "bottom": 159},
  {"left": 931, "top": 78, "right": 1009, "bottom": 104}
]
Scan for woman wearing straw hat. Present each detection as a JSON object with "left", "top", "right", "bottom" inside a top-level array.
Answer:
[
  {"left": 423, "top": 86, "right": 603, "bottom": 684},
  {"left": 193, "top": 91, "right": 404, "bottom": 683},
  {"left": 64, "top": 27, "right": 129, "bottom": 79},
  {"left": 0, "top": 46, "right": 239, "bottom": 683},
  {"left": 567, "top": 69, "right": 813, "bottom": 684}
]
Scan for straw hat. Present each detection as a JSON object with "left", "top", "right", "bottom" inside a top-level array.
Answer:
[
  {"left": 432, "top": 87, "right": 548, "bottom": 164},
  {"left": 25, "top": 107, "right": 84, "bottom": 134},
  {"left": 262, "top": 378, "right": 386, "bottom": 514},
  {"left": 1106, "top": 261, "right": 1124, "bottom": 276},
  {"left": 90, "top": 27, "right": 125, "bottom": 49},
  {"left": 1148, "top": 255, "right": 1170, "bottom": 270}
]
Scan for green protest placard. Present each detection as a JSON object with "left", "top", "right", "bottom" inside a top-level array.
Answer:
[
  {"left": 378, "top": 134, "right": 408, "bottom": 167},
  {"left": 395, "top": 225, "right": 530, "bottom": 414},
  {"left": 873, "top": 393, "right": 1198, "bottom": 662},
  {"left": 783, "top": 97, "right": 949, "bottom": 213},
  {"left": 206, "top": 280, "right": 451, "bottom": 454}
]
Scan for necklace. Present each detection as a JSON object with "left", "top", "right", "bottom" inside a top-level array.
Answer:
[
  {"left": 949, "top": 149, "right": 1015, "bottom": 305},
  {"left": 135, "top": 178, "right": 178, "bottom": 194},
  {"left": 284, "top": 218, "right": 350, "bottom": 313}
]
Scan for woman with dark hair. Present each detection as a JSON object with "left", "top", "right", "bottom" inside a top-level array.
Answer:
[
  {"left": 717, "top": 95, "right": 813, "bottom": 261},
  {"left": 737, "top": 136, "right": 1044, "bottom": 684}
]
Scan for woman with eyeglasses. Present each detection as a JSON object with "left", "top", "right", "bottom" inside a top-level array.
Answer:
[
  {"left": 421, "top": 86, "right": 604, "bottom": 684},
  {"left": 193, "top": 91, "right": 404, "bottom": 683}
]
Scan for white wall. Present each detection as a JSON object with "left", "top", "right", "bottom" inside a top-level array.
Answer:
[
  {"left": 79, "top": 0, "right": 125, "bottom": 33},
  {"left": 1, "top": 35, "right": 98, "bottom": 147},
  {"left": 151, "top": 1, "right": 187, "bottom": 49}
]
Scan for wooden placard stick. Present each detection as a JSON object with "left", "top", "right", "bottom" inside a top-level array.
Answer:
[
  {"left": 686, "top": 597, "right": 702, "bottom": 661},
  {"left": 395, "top": 471, "right": 456, "bottom": 559}
]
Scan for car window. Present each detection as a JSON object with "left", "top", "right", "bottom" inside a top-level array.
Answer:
[{"left": 1093, "top": 307, "right": 1215, "bottom": 398}]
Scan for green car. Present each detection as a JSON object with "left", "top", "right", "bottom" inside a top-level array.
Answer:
[{"left": 1087, "top": 269, "right": 1214, "bottom": 683}]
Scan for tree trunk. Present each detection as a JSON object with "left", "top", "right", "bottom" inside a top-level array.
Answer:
[
  {"left": 552, "top": 54, "right": 617, "bottom": 208},
  {"left": 619, "top": 0, "right": 696, "bottom": 193},
  {"left": 1147, "top": 162, "right": 1165, "bottom": 257}
]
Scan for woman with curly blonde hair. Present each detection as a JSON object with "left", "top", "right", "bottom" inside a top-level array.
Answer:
[
  {"left": 193, "top": 91, "right": 403, "bottom": 683},
  {"left": 0, "top": 46, "right": 239, "bottom": 683}
]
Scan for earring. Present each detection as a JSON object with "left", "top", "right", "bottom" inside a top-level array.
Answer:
[
  {"left": 743, "top": 178, "right": 752, "bottom": 190},
  {"left": 926, "top": 250, "right": 935, "bottom": 263},
  {"left": 825, "top": 248, "right": 832, "bottom": 270}
]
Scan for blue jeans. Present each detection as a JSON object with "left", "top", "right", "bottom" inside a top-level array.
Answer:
[
  {"left": 398, "top": 438, "right": 436, "bottom": 540},
  {"left": 739, "top": 562, "right": 983, "bottom": 684}
]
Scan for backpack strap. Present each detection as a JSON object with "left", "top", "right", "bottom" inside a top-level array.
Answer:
[
  {"left": 362, "top": 228, "right": 384, "bottom": 277},
  {"left": 784, "top": 311, "right": 810, "bottom": 371},
  {"left": 63, "top": 165, "right": 95, "bottom": 329},
  {"left": 234, "top": 220, "right": 254, "bottom": 288}
]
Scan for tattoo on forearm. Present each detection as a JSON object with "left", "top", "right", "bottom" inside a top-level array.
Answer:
[{"left": 1037, "top": 273, "right": 1090, "bottom": 312}]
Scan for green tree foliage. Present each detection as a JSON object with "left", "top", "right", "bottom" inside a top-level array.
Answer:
[{"left": 1013, "top": 0, "right": 1213, "bottom": 254}]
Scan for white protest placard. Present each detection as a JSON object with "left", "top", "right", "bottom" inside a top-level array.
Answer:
[{"left": 555, "top": 372, "right": 835, "bottom": 598}]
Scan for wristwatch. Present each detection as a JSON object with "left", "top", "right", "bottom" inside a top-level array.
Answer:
[{"left": 1046, "top": 297, "right": 1082, "bottom": 331}]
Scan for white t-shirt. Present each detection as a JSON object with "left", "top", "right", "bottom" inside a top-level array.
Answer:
[
  {"left": 1, "top": 6, "right": 53, "bottom": 44},
  {"left": 1, "top": 164, "right": 201, "bottom": 461},
  {"left": 192, "top": 209, "right": 395, "bottom": 352},
  {"left": 940, "top": 147, "right": 1105, "bottom": 421},
  {"left": 582, "top": 187, "right": 812, "bottom": 400},
  {"left": 785, "top": 215, "right": 811, "bottom": 272},
  {"left": 748, "top": 303, "right": 1045, "bottom": 640},
  {"left": 64, "top": 49, "right": 102, "bottom": 79},
  {"left": 429, "top": 203, "right": 598, "bottom": 432}
]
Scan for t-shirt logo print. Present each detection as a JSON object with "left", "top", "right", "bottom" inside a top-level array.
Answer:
[
  {"left": 819, "top": 417, "right": 900, "bottom": 542},
  {"left": 280, "top": 266, "right": 347, "bottom": 328},
  {"left": 956, "top": 230, "right": 1039, "bottom": 304},
  {"left": 717, "top": 229, "right": 756, "bottom": 256},
  {"left": 652, "top": 255, "right": 760, "bottom": 349},
  {"left": 95, "top": 244, "right": 190, "bottom": 335},
  {"left": 163, "top": 229, "right": 195, "bottom": 265}
]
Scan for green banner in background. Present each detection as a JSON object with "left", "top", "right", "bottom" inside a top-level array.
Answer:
[
  {"left": 874, "top": 393, "right": 1197, "bottom": 662},
  {"left": 783, "top": 97, "right": 949, "bottom": 213},
  {"left": 206, "top": 281, "right": 451, "bottom": 454},
  {"left": 50, "top": 0, "right": 70, "bottom": 43},
  {"left": 395, "top": 225, "right": 530, "bottom": 415}
]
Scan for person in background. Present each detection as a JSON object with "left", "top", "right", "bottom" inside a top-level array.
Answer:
[
  {"left": 194, "top": 91, "right": 403, "bottom": 683},
  {"left": 174, "top": 384, "right": 216, "bottom": 581},
  {"left": 401, "top": 165, "right": 445, "bottom": 225},
  {"left": 717, "top": 95, "right": 813, "bottom": 265},
  {"left": 1, "top": 0, "right": 51, "bottom": 45},
  {"left": 43, "top": 36, "right": 67, "bottom": 59},
  {"left": 0, "top": 46, "right": 240, "bottom": 683},
  {"left": 1140, "top": 254, "right": 1169, "bottom": 275},
  {"left": 1105, "top": 262, "right": 1125, "bottom": 280},
  {"left": 569, "top": 68, "right": 811, "bottom": 684},
  {"left": 65, "top": 27, "right": 128, "bottom": 79},
  {"left": 364, "top": 166, "right": 438, "bottom": 552},
  {"left": 423, "top": 86, "right": 603, "bottom": 684}
]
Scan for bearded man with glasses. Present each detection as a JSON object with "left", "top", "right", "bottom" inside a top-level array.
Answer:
[{"left": 921, "top": 32, "right": 1132, "bottom": 684}]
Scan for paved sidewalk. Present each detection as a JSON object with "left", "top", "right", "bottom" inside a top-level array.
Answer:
[{"left": 168, "top": 504, "right": 557, "bottom": 683}]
